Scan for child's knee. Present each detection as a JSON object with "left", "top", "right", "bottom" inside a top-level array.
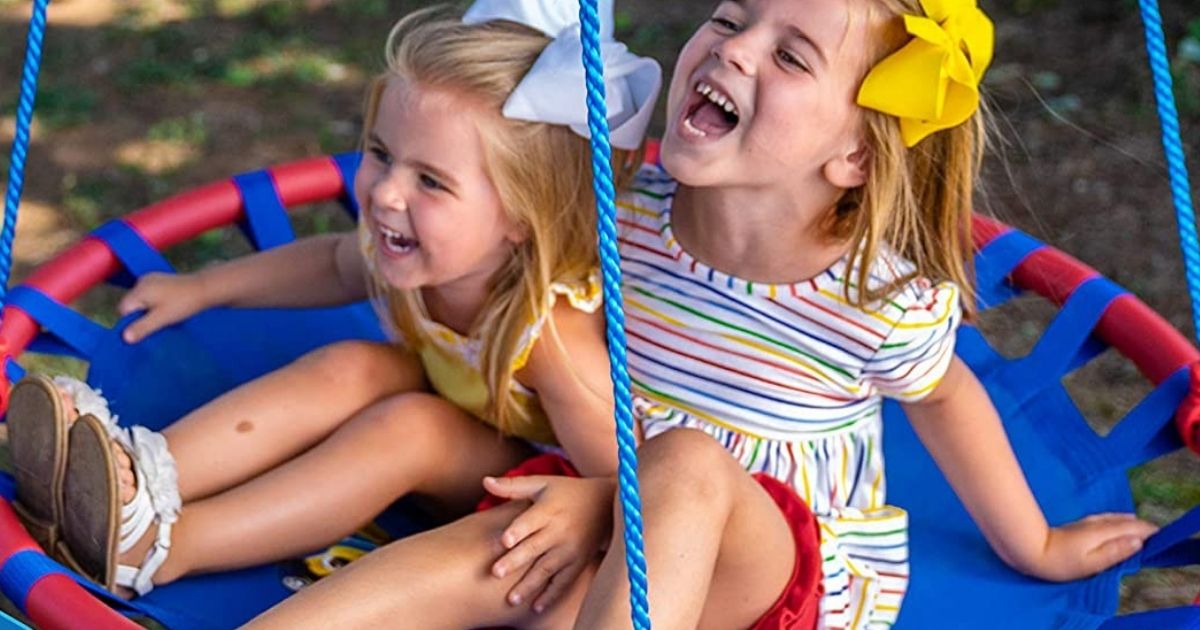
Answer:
[
  {"left": 352, "top": 393, "right": 456, "bottom": 456},
  {"left": 638, "top": 429, "right": 738, "bottom": 504},
  {"left": 299, "top": 340, "right": 420, "bottom": 392}
]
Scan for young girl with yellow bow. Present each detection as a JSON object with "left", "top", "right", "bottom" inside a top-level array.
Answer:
[
  {"left": 246, "top": 1, "right": 1160, "bottom": 628},
  {"left": 574, "top": 0, "right": 1159, "bottom": 628}
]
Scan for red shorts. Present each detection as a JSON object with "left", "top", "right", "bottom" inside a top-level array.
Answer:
[{"left": 479, "top": 454, "right": 822, "bottom": 629}]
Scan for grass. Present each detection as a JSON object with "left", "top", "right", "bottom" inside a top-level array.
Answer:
[{"left": 1, "top": 84, "right": 97, "bottom": 130}]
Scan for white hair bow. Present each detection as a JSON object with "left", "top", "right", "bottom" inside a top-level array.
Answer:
[{"left": 463, "top": 0, "right": 661, "bottom": 150}]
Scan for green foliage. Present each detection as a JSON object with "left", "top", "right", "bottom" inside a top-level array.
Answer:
[
  {"left": 60, "top": 175, "right": 115, "bottom": 231},
  {"left": 1174, "top": 18, "right": 1200, "bottom": 116},
  {"left": 147, "top": 113, "right": 210, "bottom": 147},
  {"left": 114, "top": 25, "right": 232, "bottom": 90},
  {"left": 223, "top": 46, "right": 348, "bottom": 90},
  {"left": 1130, "top": 463, "right": 1200, "bottom": 513},
  {"left": 1, "top": 85, "right": 97, "bottom": 130},
  {"left": 333, "top": 0, "right": 392, "bottom": 19}
]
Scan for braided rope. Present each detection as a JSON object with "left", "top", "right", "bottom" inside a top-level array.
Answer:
[
  {"left": 1137, "top": 0, "right": 1200, "bottom": 341},
  {"left": 1, "top": 0, "right": 51, "bottom": 311},
  {"left": 577, "top": 1, "right": 651, "bottom": 627}
]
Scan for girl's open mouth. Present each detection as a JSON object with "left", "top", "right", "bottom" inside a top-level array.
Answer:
[
  {"left": 682, "top": 80, "right": 740, "bottom": 139},
  {"left": 378, "top": 224, "right": 419, "bottom": 255}
]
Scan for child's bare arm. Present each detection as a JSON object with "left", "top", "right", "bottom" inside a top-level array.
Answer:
[
  {"left": 119, "top": 232, "right": 367, "bottom": 342},
  {"left": 904, "top": 357, "right": 1157, "bottom": 581},
  {"left": 518, "top": 302, "right": 620, "bottom": 477},
  {"left": 484, "top": 304, "right": 621, "bottom": 610}
]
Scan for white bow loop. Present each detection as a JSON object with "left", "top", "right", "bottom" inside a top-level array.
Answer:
[{"left": 463, "top": 0, "right": 660, "bottom": 150}]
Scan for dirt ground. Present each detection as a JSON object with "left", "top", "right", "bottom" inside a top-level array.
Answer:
[{"left": 0, "top": 0, "right": 1198, "bottom": 618}]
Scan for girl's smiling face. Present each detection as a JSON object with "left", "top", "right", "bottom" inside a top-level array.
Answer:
[
  {"left": 356, "top": 78, "right": 523, "bottom": 294},
  {"left": 662, "top": 0, "right": 875, "bottom": 198}
]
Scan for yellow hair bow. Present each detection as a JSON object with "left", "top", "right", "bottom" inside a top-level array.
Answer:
[{"left": 856, "top": 0, "right": 994, "bottom": 147}]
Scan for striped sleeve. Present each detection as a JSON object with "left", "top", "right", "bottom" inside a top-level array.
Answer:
[{"left": 863, "top": 280, "right": 962, "bottom": 402}]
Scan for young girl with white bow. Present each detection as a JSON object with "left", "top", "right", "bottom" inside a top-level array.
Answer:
[{"left": 6, "top": 0, "right": 660, "bottom": 602}]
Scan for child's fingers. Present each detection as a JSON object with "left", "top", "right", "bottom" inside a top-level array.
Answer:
[
  {"left": 116, "top": 293, "right": 146, "bottom": 316},
  {"left": 506, "top": 547, "right": 569, "bottom": 607},
  {"left": 122, "top": 308, "right": 169, "bottom": 343},
  {"left": 532, "top": 560, "right": 584, "bottom": 614},
  {"left": 493, "top": 529, "right": 552, "bottom": 579},
  {"left": 1080, "top": 512, "right": 1139, "bottom": 524},
  {"left": 498, "top": 501, "right": 552, "bottom": 550},
  {"left": 483, "top": 475, "right": 549, "bottom": 502},
  {"left": 1084, "top": 535, "right": 1144, "bottom": 573},
  {"left": 1090, "top": 518, "right": 1159, "bottom": 543}
]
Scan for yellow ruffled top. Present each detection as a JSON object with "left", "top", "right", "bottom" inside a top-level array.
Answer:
[
  {"left": 397, "top": 273, "right": 602, "bottom": 446},
  {"left": 360, "top": 220, "right": 602, "bottom": 444}
]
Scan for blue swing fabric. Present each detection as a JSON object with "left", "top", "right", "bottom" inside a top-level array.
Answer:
[{"left": 0, "top": 157, "right": 1196, "bottom": 628}]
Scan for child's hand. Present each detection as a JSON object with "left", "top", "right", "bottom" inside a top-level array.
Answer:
[
  {"left": 118, "top": 272, "right": 211, "bottom": 343},
  {"left": 1027, "top": 513, "right": 1158, "bottom": 581},
  {"left": 483, "top": 474, "right": 614, "bottom": 613}
]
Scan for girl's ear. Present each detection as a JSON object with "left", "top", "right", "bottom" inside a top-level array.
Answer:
[
  {"left": 823, "top": 142, "right": 870, "bottom": 189},
  {"left": 504, "top": 220, "right": 530, "bottom": 245}
]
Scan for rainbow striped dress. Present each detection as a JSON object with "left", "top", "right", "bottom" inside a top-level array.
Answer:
[{"left": 619, "top": 166, "right": 962, "bottom": 630}]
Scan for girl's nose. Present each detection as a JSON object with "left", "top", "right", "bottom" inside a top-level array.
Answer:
[
  {"left": 370, "top": 170, "right": 409, "bottom": 213},
  {"left": 712, "top": 32, "right": 756, "bottom": 76}
]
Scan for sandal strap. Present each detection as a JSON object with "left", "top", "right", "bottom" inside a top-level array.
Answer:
[
  {"left": 114, "top": 521, "right": 173, "bottom": 597},
  {"left": 112, "top": 427, "right": 180, "bottom": 597},
  {"left": 118, "top": 474, "right": 155, "bottom": 555}
]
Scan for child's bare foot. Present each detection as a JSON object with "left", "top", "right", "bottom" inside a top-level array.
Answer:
[{"left": 50, "top": 383, "right": 138, "bottom": 507}]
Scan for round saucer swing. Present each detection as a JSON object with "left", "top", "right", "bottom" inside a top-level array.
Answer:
[{"left": 0, "top": 1, "right": 1198, "bottom": 628}]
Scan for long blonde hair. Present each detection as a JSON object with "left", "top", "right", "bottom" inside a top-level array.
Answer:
[
  {"left": 361, "top": 8, "right": 640, "bottom": 433},
  {"left": 830, "top": 0, "right": 987, "bottom": 316}
]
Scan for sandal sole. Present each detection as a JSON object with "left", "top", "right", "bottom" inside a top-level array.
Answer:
[
  {"left": 59, "top": 414, "right": 119, "bottom": 590},
  {"left": 8, "top": 374, "right": 70, "bottom": 551}
]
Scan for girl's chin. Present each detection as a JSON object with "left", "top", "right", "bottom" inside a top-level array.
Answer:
[
  {"left": 373, "top": 265, "right": 422, "bottom": 292},
  {"left": 660, "top": 148, "right": 721, "bottom": 187}
]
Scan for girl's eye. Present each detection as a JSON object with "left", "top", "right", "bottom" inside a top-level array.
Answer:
[
  {"left": 777, "top": 49, "right": 808, "bottom": 72},
  {"left": 709, "top": 16, "right": 739, "bottom": 32},
  {"left": 419, "top": 174, "right": 444, "bottom": 191},
  {"left": 369, "top": 146, "right": 391, "bottom": 165}
]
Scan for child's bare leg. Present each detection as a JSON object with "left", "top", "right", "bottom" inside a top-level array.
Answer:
[
  {"left": 246, "top": 502, "right": 594, "bottom": 630},
  {"left": 125, "top": 391, "right": 532, "bottom": 587},
  {"left": 163, "top": 340, "right": 425, "bottom": 501},
  {"left": 576, "top": 428, "right": 797, "bottom": 630}
]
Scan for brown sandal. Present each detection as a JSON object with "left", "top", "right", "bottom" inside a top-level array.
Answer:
[
  {"left": 8, "top": 374, "right": 71, "bottom": 551},
  {"left": 57, "top": 414, "right": 120, "bottom": 589},
  {"left": 58, "top": 414, "right": 178, "bottom": 597}
]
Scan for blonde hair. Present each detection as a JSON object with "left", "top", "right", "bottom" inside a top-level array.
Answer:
[
  {"left": 360, "top": 8, "right": 640, "bottom": 433},
  {"left": 830, "top": 0, "right": 986, "bottom": 317}
]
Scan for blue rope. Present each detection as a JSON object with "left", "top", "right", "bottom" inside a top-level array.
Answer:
[
  {"left": 577, "top": 1, "right": 651, "bottom": 627},
  {"left": 1137, "top": 0, "right": 1200, "bottom": 342},
  {"left": 1, "top": 0, "right": 51, "bottom": 312}
]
